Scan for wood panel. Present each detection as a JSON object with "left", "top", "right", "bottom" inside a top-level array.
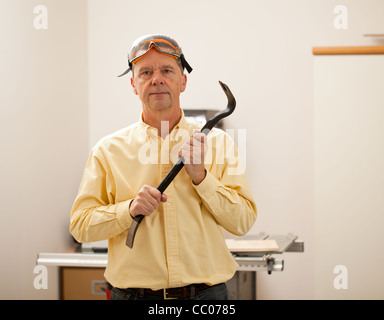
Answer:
[{"left": 313, "top": 46, "right": 384, "bottom": 55}]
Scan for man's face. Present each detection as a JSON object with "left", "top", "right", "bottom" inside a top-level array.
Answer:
[{"left": 130, "top": 49, "right": 187, "bottom": 113}]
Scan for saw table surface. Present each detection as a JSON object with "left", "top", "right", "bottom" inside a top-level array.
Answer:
[{"left": 225, "top": 239, "right": 279, "bottom": 252}]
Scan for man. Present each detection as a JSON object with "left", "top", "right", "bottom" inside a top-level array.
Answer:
[{"left": 70, "top": 34, "right": 257, "bottom": 300}]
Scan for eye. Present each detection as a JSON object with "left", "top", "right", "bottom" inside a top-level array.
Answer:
[
  {"left": 139, "top": 70, "right": 152, "bottom": 79},
  {"left": 161, "top": 68, "right": 174, "bottom": 76}
]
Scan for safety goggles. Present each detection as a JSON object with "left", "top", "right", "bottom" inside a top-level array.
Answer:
[{"left": 118, "top": 34, "right": 193, "bottom": 77}]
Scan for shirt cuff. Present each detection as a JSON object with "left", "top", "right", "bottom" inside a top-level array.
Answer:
[
  {"left": 116, "top": 199, "right": 134, "bottom": 230},
  {"left": 192, "top": 170, "right": 218, "bottom": 199}
]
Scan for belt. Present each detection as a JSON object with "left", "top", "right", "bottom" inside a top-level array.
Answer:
[{"left": 120, "top": 283, "right": 211, "bottom": 300}]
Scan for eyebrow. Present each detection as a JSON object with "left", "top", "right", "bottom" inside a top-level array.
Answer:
[
  {"left": 136, "top": 64, "right": 176, "bottom": 73},
  {"left": 161, "top": 64, "right": 176, "bottom": 70}
]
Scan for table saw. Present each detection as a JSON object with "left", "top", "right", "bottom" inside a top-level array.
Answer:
[{"left": 37, "top": 232, "right": 303, "bottom": 300}]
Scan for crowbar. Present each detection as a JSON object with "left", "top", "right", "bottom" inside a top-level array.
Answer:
[{"left": 126, "top": 81, "right": 236, "bottom": 248}]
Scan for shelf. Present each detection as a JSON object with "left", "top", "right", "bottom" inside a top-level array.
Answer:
[
  {"left": 313, "top": 46, "right": 384, "bottom": 55},
  {"left": 37, "top": 252, "right": 108, "bottom": 267}
]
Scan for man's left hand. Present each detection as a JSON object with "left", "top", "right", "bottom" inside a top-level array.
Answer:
[{"left": 178, "top": 131, "right": 207, "bottom": 185}]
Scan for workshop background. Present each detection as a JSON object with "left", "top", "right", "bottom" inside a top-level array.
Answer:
[{"left": 1, "top": 0, "right": 383, "bottom": 299}]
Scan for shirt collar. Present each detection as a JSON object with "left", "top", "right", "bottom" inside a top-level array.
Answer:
[{"left": 138, "top": 109, "right": 188, "bottom": 140}]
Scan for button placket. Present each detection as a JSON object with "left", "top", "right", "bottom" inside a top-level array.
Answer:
[
  {"left": 159, "top": 133, "right": 182, "bottom": 287},
  {"left": 162, "top": 184, "right": 181, "bottom": 287}
]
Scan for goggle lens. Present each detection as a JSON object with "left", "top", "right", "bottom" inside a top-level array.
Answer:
[
  {"left": 118, "top": 35, "right": 192, "bottom": 77},
  {"left": 129, "top": 41, "right": 181, "bottom": 64}
]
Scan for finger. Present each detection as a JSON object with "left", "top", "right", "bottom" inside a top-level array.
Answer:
[
  {"left": 134, "top": 197, "right": 155, "bottom": 216},
  {"left": 135, "top": 186, "right": 162, "bottom": 213},
  {"left": 130, "top": 199, "right": 151, "bottom": 217},
  {"left": 192, "top": 133, "right": 206, "bottom": 146},
  {"left": 147, "top": 186, "right": 162, "bottom": 203},
  {"left": 178, "top": 138, "right": 191, "bottom": 157}
]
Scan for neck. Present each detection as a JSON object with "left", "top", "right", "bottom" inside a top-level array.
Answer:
[{"left": 142, "top": 108, "right": 181, "bottom": 139}]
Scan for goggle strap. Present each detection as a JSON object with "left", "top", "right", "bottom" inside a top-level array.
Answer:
[
  {"left": 117, "top": 66, "right": 131, "bottom": 77},
  {"left": 180, "top": 54, "right": 193, "bottom": 73}
]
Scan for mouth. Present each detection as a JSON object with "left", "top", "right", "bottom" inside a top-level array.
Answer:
[{"left": 149, "top": 92, "right": 169, "bottom": 96}]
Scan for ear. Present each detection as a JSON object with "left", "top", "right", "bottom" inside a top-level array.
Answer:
[
  {"left": 131, "top": 77, "right": 138, "bottom": 95},
  {"left": 180, "top": 74, "right": 187, "bottom": 93}
]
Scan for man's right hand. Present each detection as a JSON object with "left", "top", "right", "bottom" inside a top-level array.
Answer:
[{"left": 129, "top": 185, "right": 167, "bottom": 218}]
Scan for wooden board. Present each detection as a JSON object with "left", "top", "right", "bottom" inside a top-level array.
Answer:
[
  {"left": 312, "top": 46, "right": 384, "bottom": 55},
  {"left": 225, "top": 239, "right": 279, "bottom": 252}
]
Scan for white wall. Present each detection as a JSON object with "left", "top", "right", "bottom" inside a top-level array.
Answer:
[
  {"left": 88, "top": 0, "right": 384, "bottom": 300},
  {"left": 314, "top": 55, "right": 384, "bottom": 299},
  {"left": 0, "top": 0, "right": 88, "bottom": 299}
]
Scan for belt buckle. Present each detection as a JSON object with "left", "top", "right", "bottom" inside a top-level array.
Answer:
[{"left": 163, "top": 288, "right": 177, "bottom": 300}]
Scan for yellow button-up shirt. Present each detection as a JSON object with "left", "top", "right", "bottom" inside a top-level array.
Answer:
[{"left": 70, "top": 113, "right": 257, "bottom": 290}]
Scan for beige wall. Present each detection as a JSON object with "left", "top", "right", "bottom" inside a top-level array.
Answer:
[
  {"left": 88, "top": 0, "right": 384, "bottom": 299},
  {"left": 314, "top": 55, "right": 384, "bottom": 299},
  {"left": 1, "top": 0, "right": 383, "bottom": 299},
  {"left": 0, "top": 0, "right": 89, "bottom": 299}
]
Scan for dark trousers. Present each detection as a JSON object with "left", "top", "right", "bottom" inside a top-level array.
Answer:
[{"left": 111, "top": 283, "right": 228, "bottom": 300}]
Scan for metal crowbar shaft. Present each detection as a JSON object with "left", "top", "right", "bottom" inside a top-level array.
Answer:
[{"left": 126, "top": 81, "right": 236, "bottom": 248}]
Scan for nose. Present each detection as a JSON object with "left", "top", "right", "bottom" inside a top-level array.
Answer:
[{"left": 151, "top": 69, "right": 165, "bottom": 86}]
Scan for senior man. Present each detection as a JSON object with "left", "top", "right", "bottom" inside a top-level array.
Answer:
[{"left": 70, "top": 34, "right": 257, "bottom": 300}]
